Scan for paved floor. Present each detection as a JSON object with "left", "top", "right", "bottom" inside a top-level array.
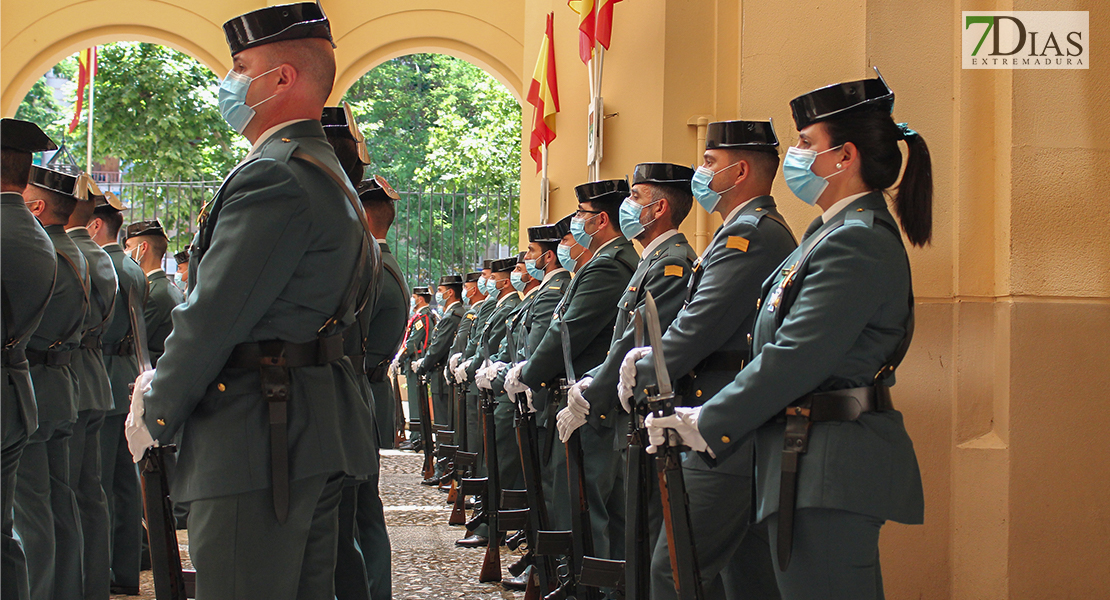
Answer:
[{"left": 112, "top": 449, "right": 525, "bottom": 599}]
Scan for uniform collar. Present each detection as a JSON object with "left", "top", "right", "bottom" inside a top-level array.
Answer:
[
  {"left": 540, "top": 267, "right": 568, "bottom": 286},
  {"left": 1, "top": 191, "right": 25, "bottom": 204},
  {"left": 639, "top": 229, "right": 679, "bottom": 259},
  {"left": 65, "top": 225, "right": 88, "bottom": 234},
  {"left": 102, "top": 242, "right": 122, "bottom": 251},
  {"left": 146, "top": 267, "right": 166, "bottom": 278},
  {"left": 822, "top": 191, "right": 872, "bottom": 223},
  {"left": 249, "top": 119, "right": 313, "bottom": 158}
]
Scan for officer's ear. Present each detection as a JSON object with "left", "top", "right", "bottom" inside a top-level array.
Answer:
[
  {"left": 731, "top": 159, "right": 750, "bottom": 187},
  {"left": 24, "top": 198, "right": 45, "bottom": 217}
]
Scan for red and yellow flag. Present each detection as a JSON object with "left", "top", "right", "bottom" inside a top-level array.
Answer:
[
  {"left": 527, "top": 13, "right": 560, "bottom": 171},
  {"left": 596, "top": 0, "right": 623, "bottom": 49},
  {"left": 69, "top": 47, "right": 97, "bottom": 134},
  {"left": 568, "top": 0, "right": 595, "bottom": 64}
]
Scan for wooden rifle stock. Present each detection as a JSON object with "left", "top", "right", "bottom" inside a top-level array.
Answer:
[
  {"left": 417, "top": 374, "right": 435, "bottom": 479},
  {"left": 479, "top": 389, "right": 501, "bottom": 582},
  {"left": 391, "top": 370, "right": 406, "bottom": 447},
  {"left": 140, "top": 445, "right": 190, "bottom": 600}
]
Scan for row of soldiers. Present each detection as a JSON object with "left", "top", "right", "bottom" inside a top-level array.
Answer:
[{"left": 2, "top": 118, "right": 188, "bottom": 599}]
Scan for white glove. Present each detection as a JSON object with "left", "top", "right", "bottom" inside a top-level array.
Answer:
[
  {"left": 443, "top": 365, "right": 453, "bottom": 385},
  {"left": 645, "top": 406, "right": 713, "bottom": 457},
  {"left": 413, "top": 358, "right": 424, "bottom": 372},
  {"left": 125, "top": 370, "right": 158, "bottom": 463},
  {"left": 490, "top": 361, "right": 509, "bottom": 379},
  {"left": 567, "top": 376, "right": 592, "bottom": 418},
  {"left": 556, "top": 405, "right": 587, "bottom": 443},
  {"left": 389, "top": 358, "right": 400, "bottom": 377},
  {"left": 525, "top": 389, "right": 537, "bottom": 413},
  {"left": 449, "top": 352, "right": 462, "bottom": 371},
  {"left": 618, "top": 347, "right": 651, "bottom": 413},
  {"left": 504, "top": 362, "right": 529, "bottom": 396},
  {"left": 476, "top": 359, "right": 493, "bottom": 390},
  {"left": 453, "top": 364, "right": 467, "bottom": 384}
]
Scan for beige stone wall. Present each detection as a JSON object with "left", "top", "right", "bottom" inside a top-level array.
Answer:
[{"left": 3, "top": 1, "right": 1108, "bottom": 596}]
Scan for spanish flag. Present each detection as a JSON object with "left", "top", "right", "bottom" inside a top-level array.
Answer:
[
  {"left": 568, "top": 0, "right": 595, "bottom": 64},
  {"left": 596, "top": 0, "right": 623, "bottom": 49},
  {"left": 69, "top": 47, "right": 97, "bottom": 134},
  {"left": 527, "top": 13, "right": 560, "bottom": 171}
]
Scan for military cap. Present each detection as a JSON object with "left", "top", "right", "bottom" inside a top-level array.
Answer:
[
  {"left": 223, "top": 2, "right": 334, "bottom": 56},
  {"left": 174, "top": 249, "right": 191, "bottom": 265},
  {"left": 412, "top": 286, "right": 432, "bottom": 297},
  {"left": 93, "top": 190, "right": 125, "bottom": 211},
  {"left": 556, "top": 212, "right": 575, "bottom": 234},
  {"left": 528, "top": 216, "right": 570, "bottom": 243},
  {"left": 357, "top": 175, "right": 399, "bottom": 202},
  {"left": 28, "top": 165, "right": 87, "bottom": 200},
  {"left": 465, "top": 272, "right": 482, "bottom": 283},
  {"left": 790, "top": 66, "right": 894, "bottom": 131},
  {"left": 489, "top": 257, "right": 516, "bottom": 273},
  {"left": 124, "top": 219, "right": 167, "bottom": 241},
  {"left": 1, "top": 118, "right": 57, "bottom": 153},
  {"left": 482, "top": 259, "right": 494, "bottom": 270},
  {"left": 705, "top": 120, "right": 779, "bottom": 151},
  {"left": 439, "top": 274, "right": 463, "bottom": 286},
  {"left": 574, "top": 179, "right": 630, "bottom": 205},
  {"left": 515, "top": 251, "right": 527, "bottom": 264},
  {"left": 631, "top": 163, "right": 695, "bottom": 189},
  {"left": 322, "top": 103, "right": 370, "bottom": 164}
]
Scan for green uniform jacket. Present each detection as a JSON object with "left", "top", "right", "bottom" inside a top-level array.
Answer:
[
  {"left": 520, "top": 238, "right": 638, "bottom": 400},
  {"left": 28, "top": 225, "right": 89, "bottom": 424},
  {"left": 362, "top": 242, "right": 408, "bottom": 448},
  {"left": 475, "top": 291, "right": 521, "bottom": 370},
  {"left": 699, "top": 192, "right": 925, "bottom": 524},
  {"left": 399, "top": 306, "right": 434, "bottom": 374},
  {"left": 636, "top": 197, "right": 797, "bottom": 474},
  {"left": 1, "top": 192, "right": 57, "bottom": 434},
  {"left": 416, "top": 301, "right": 464, "bottom": 376},
  {"left": 520, "top": 270, "right": 571, "bottom": 419},
  {"left": 487, "top": 286, "right": 539, "bottom": 396},
  {"left": 450, "top": 298, "right": 482, "bottom": 357},
  {"left": 586, "top": 232, "right": 696, "bottom": 431},
  {"left": 69, "top": 228, "right": 117, "bottom": 412},
  {"left": 144, "top": 270, "right": 183, "bottom": 366},
  {"left": 462, "top": 294, "right": 502, "bottom": 381},
  {"left": 101, "top": 244, "right": 149, "bottom": 415},
  {"left": 143, "top": 120, "right": 376, "bottom": 503}
]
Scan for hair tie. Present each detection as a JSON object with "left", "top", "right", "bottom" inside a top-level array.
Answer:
[{"left": 896, "top": 122, "right": 918, "bottom": 140}]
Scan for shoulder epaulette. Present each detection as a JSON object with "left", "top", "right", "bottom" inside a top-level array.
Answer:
[
  {"left": 844, "top": 208, "right": 875, "bottom": 228},
  {"left": 258, "top": 136, "right": 300, "bottom": 163}
]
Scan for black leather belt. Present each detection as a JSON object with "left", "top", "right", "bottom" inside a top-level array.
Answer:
[
  {"left": 2, "top": 348, "right": 27, "bottom": 367},
  {"left": 25, "top": 348, "right": 73, "bottom": 367},
  {"left": 697, "top": 350, "right": 747, "bottom": 373},
  {"left": 223, "top": 331, "right": 346, "bottom": 524},
  {"left": 80, "top": 334, "right": 102, "bottom": 350},
  {"left": 777, "top": 384, "right": 894, "bottom": 570},
  {"left": 102, "top": 338, "right": 135, "bottom": 357}
]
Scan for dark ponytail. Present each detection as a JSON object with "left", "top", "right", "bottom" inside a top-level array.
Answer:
[{"left": 824, "top": 110, "right": 933, "bottom": 246}]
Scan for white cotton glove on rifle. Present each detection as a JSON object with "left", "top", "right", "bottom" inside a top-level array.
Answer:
[
  {"left": 491, "top": 361, "right": 509, "bottom": 380},
  {"left": 454, "top": 359, "right": 472, "bottom": 384},
  {"left": 443, "top": 365, "right": 453, "bottom": 385},
  {"left": 449, "top": 352, "right": 463, "bottom": 371},
  {"left": 525, "top": 389, "right": 537, "bottom": 413},
  {"left": 125, "top": 369, "right": 158, "bottom": 463},
  {"left": 504, "top": 362, "right": 529, "bottom": 396},
  {"left": 567, "top": 376, "right": 592, "bottom": 418},
  {"left": 413, "top": 358, "right": 424, "bottom": 373},
  {"left": 645, "top": 406, "right": 713, "bottom": 457},
  {"left": 618, "top": 347, "right": 651, "bottom": 413},
  {"left": 556, "top": 405, "right": 587, "bottom": 443},
  {"left": 476, "top": 360, "right": 493, "bottom": 390}
]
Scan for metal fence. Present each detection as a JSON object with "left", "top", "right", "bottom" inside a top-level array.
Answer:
[{"left": 98, "top": 174, "right": 519, "bottom": 285}]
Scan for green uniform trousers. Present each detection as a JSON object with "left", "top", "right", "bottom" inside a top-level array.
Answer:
[
  {"left": 14, "top": 419, "right": 84, "bottom": 600},
  {"left": 334, "top": 463, "right": 390, "bottom": 600},
  {"left": 651, "top": 469, "right": 780, "bottom": 600},
  {"left": 70, "top": 409, "right": 110, "bottom": 600},
  {"left": 188, "top": 472, "right": 345, "bottom": 600},
  {"left": 404, "top": 373, "right": 423, "bottom": 439},
  {"left": 430, "top": 376, "right": 450, "bottom": 427},
  {"left": 2, "top": 405, "right": 30, "bottom": 600},
  {"left": 766, "top": 508, "right": 884, "bottom": 600},
  {"left": 98, "top": 412, "right": 143, "bottom": 589},
  {"left": 494, "top": 400, "right": 524, "bottom": 493},
  {"left": 578, "top": 424, "right": 620, "bottom": 560}
]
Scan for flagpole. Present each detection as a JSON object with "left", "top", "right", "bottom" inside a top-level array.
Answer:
[
  {"left": 540, "top": 143, "right": 550, "bottom": 224},
  {"left": 85, "top": 48, "right": 95, "bottom": 173}
]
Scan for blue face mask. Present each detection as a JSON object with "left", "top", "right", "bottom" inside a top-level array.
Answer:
[
  {"left": 510, "top": 271, "right": 526, "bottom": 292},
  {"left": 525, "top": 257, "right": 545, "bottom": 281},
  {"left": 570, "top": 214, "right": 597, "bottom": 249},
  {"left": 435, "top": 291, "right": 445, "bottom": 306},
  {"left": 462, "top": 287, "right": 472, "bottom": 306},
  {"left": 557, "top": 244, "right": 579, "bottom": 271},
  {"left": 477, "top": 276, "right": 488, "bottom": 296},
  {"left": 691, "top": 162, "right": 739, "bottom": 214},
  {"left": 409, "top": 297, "right": 416, "bottom": 311},
  {"left": 618, "top": 196, "right": 661, "bottom": 240},
  {"left": 218, "top": 67, "right": 279, "bottom": 134},
  {"left": 782, "top": 145, "right": 845, "bottom": 206}
]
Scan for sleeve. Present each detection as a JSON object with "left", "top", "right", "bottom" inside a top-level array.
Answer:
[
  {"left": 144, "top": 160, "right": 312, "bottom": 442},
  {"left": 698, "top": 226, "right": 894, "bottom": 458}
]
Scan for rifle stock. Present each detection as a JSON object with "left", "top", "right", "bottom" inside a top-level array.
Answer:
[
  {"left": 418, "top": 374, "right": 435, "bottom": 479},
  {"left": 479, "top": 389, "right": 501, "bottom": 582},
  {"left": 140, "top": 445, "right": 190, "bottom": 600},
  {"left": 392, "top": 370, "right": 406, "bottom": 447}
]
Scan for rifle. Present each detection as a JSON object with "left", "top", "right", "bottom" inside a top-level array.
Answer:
[
  {"left": 128, "top": 291, "right": 193, "bottom": 599},
  {"left": 417, "top": 372, "right": 436, "bottom": 480},
  {"left": 450, "top": 451, "right": 478, "bottom": 526},
  {"left": 391, "top": 367, "right": 406, "bottom": 448},
  {"left": 623, "top": 309, "right": 653, "bottom": 599},
  {"left": 644, "top": 292, "right": 704, "bottom": 600},
  {"left": 478, "top": 387, "right": 502, "bottom": 582}
]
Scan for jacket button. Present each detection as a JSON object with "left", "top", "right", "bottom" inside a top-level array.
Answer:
[
  {"left": 721, "top": 435, "right": 730, "bottom": 444},
  {"left": 695, "top": 390, "right": 702, "bottom": 398},
  {"left": 599, "top": 414, "right": 606, "bottom": 419},
  {"left": 156, "top": 418, "right": 166, "bottom": 426},
  {"left": 217, "top": 383, "right": 226, "bottom": 392}
]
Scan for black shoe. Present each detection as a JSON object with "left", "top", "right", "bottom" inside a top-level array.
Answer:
[
  {"left": 110, "top": 583, "right": 141, "bottom": 595},
  {"left": 455, "top": 533, "right": 489, "bottom": 548},
  {"left": 420, "top": 476, "right": 440, "bottom": 486},
  {"left": 501, "top": 566, "right": 530, "bottom": 591}
]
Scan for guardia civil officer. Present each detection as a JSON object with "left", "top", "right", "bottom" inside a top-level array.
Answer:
[
  {"left": 123, "top": 220, "right": 183, "bottom": 364},
  {"left": 1, "top": 119, "right": 58, "bottom": 600},
  {"left": 88, "top": 192, "right": 149, "bottom": 596},
  {"left": 448, "top": 271, "right": 485, "bottom": 455},
  {"left": 397, "top": 286, "right": 434, "bottom": 450},
  {"left": 66, "top": 179, "right": 120, "bottom": 600},
  {"left": 559, "top": 163, "right": 698, "bottom": 563},
  {"left": 173, "top": 249, "right": 190, "bottom": 290},
  {"left": 452, "top": 260, "right": 498, "bottom": 461},
  {"left": 414, "top": 274, "right": 465, "bottom": 483},
  {"left": 125, "top": 4, "right": 379, "bottom": 598},
  {"left": 18, "top": 165, "right": 91, "bottom": 600},
  {"left": 644, "top": 68, "right": 928, "bottom": 600},
  {"left": 505, "top": 179, "right": 639, "bottom": 558},
  {"left": 622, "top": 122, "right": 795, "bottom": 599}
]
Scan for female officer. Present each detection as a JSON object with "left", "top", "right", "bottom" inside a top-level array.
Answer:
[{"left": 646, "top": 68, "right": 929, "bottom": 599}]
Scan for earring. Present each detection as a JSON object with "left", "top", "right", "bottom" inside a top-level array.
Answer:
[{"left": 836, "top": 163, "right": 842, "bottom": 168}]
